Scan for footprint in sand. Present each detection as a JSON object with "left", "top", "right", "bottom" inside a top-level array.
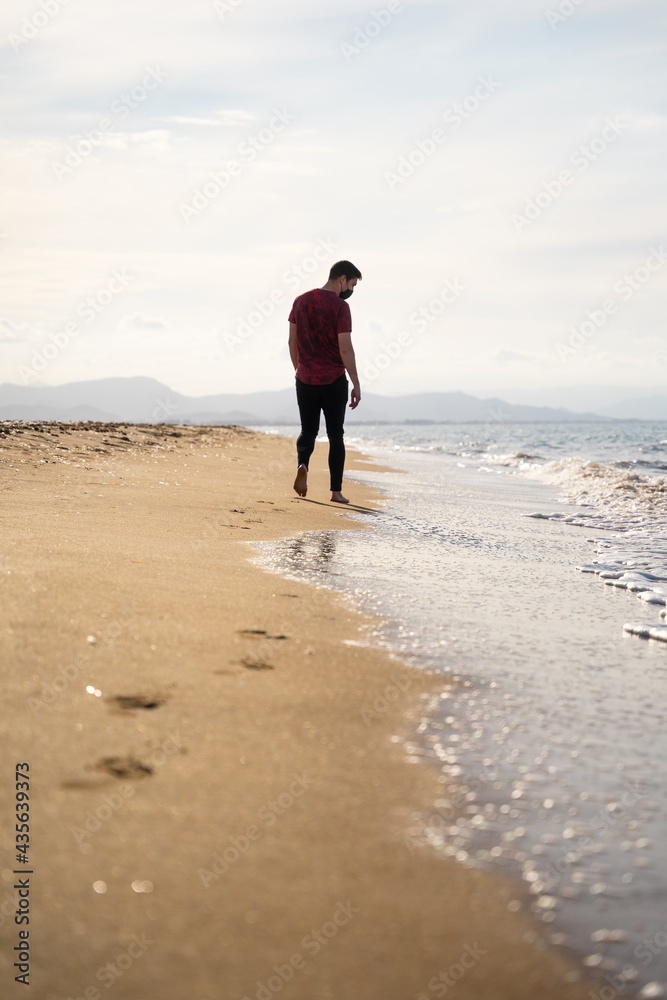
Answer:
[
  {"left": 94, "top": 756, "right": 154, "bottom": 780},
  {"left": 106, "top": 693, "right": 167, "bottom": 712},
  {"left": 236, "top": 629, "right": 288, "bottom": 640},
  {"left": 233, "top": 629, "right": 289, "bottom": 672},
  {"left": 61, "top": 756, "right": 154, "bottom": 789},
  {"left": 240, "top": 658, "right": 274, "bottom": 671}
]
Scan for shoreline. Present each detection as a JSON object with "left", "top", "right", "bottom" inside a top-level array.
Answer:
[{"left": 0, "top": 421, "right": 603, "bottom": 998}]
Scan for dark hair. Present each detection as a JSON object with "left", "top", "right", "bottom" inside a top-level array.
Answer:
[{"left": 329, "top": 260, "right": 362, "bottom": 281}]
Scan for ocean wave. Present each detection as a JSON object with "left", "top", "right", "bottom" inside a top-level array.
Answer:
[
  {"left": 477, "top": 450, "right": 546, "bottom": 466},
  {"left": 523, "top": 456, "right": 667, "bottom": 517}
]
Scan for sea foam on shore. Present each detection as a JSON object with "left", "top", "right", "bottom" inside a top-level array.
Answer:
[{"left": 253, "top": 420, "right": 667, "bottom": 997}]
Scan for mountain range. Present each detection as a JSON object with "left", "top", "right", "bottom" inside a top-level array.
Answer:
[{"left": 0, "top": 376, "right": 664, "bottom": 423}]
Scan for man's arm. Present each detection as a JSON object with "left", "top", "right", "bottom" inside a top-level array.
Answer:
[
  {"left": 338, "top": 331, "right": 361, "bottom": 409},
  {"left": 288, "top": 322, "right": 298, "bottom": 371}
]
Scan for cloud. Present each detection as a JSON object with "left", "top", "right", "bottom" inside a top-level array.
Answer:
[
  {"left": 158, "top": 109, "right": 256, "bottom": 126},
  {"left": 118, "top": 313, "right": 169, "bottom": 332},
  {"left": 0, "top": 0, "right": 665, "bottom": 394},
  {"left": 492, "top": 349, "right": 540, "bottom": 365},
  {"left": 93, "top": 129, "right": 173, "bottom": 152},
  {"left": 0, "top": 319, "right": 27, "bottom": 343}
]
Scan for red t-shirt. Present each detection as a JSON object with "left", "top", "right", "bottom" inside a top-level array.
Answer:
[{"left": 289, "top": 288, "right": 351, "bottom": 385}]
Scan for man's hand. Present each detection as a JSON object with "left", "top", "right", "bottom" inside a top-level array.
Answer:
[{"left": 338, "top": 331, "right": 361, "bottom": 408}]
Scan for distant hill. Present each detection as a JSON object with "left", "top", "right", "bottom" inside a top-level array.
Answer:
[
  {"left": 598, "top": 396, "right": 667, "bottom": 420},
  {"left": 471, "top": 384, "right": 667, "bottom": 419},
  {"left": 0, "top": 376, "right": 612, "bottom": 425},
  {"left": 0, "top": 402, "right": 119, "bottom": 422}
]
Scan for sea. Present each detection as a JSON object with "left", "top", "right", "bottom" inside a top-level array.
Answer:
[{"left": 250, "top": 420, "right": 667, "bottom": 999}]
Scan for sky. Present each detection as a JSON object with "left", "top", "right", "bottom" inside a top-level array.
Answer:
[{"left": 0, "top": 0, "right": 666, "bottom": 398}]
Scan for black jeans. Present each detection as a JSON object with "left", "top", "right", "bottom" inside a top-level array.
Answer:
[{"left": 295, "top": 374, "right": 348, "bottom": 492}]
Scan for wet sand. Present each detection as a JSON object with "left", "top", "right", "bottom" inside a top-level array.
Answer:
[{"left": 0, "top": 422, "right": 603, "bottom": 999}]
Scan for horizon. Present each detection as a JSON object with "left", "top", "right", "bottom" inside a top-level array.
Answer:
[
  {"left": 3, "top": 372, "right": 667, "bottom": 405},
  {"left": 1, "top": 0, "right": 665, "bottom": 397},
  {"left": 5, "top": 373, "right": 667, "bottom": 422}
]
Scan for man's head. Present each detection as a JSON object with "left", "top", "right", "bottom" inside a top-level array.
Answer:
[{"left": 328, "top": 260, "right": 362, "bottom": 299}]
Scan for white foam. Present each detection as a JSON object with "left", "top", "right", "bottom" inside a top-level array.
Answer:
[
  {"left": 638, "top": 592, "right": 667, "bottom": 605},
  {"left": 623, "top": 622, "right": 667, "bottom": 642},
  {"left": 524, "top": 509, "right": 667, "bottom": 634},
  {"left": 504, "top": 452, "right": 667, "bottom": 524}
]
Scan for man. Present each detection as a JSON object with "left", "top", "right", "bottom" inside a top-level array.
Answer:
[{"left": 288, "top": 259, "right": 362, "bottom": 504}]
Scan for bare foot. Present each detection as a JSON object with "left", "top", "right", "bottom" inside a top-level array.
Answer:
[
  {"left": 293, "top": 464, "right": 308, "bottom": 497},
  {"left": 330, "top": 491, "right": 349, "bottom": 504}
]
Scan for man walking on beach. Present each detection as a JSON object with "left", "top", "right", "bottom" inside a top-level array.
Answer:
[{"left": 288, "top": 259, "right": 362, "bottom": 504}]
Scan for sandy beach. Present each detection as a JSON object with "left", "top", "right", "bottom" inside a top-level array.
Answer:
[{"left": 0, "top": 421, "right": 604, "bottom": 999}]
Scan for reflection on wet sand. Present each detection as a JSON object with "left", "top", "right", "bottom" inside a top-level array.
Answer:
[
  {"left": 275, "top": 531, "right": 339, "bottom": 576},
  {"left": 252, "top": 455, "right": 667, "bottom": 999}
]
